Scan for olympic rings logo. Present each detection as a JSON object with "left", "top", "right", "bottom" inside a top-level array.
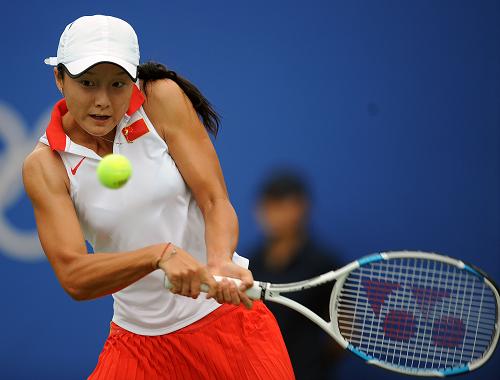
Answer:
[{"left": 0, "top": 101, "right": 50, "bottom": 261}]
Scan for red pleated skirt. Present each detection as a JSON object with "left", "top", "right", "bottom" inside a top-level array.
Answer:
[{"left": 87, "top": 301, "right": 295, "bottom": 380}]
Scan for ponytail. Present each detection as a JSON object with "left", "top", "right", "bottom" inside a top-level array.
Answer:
[{"left": 137, "top": 61, "right": 220, "bottom": 137}]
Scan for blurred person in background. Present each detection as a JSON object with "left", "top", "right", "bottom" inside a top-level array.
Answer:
[{"left": 250, "top": 170, "right": 345, "bottom": 380}]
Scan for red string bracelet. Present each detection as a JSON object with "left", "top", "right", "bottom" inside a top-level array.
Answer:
[{"left": 155, "top": 242, "right": 172, "bottom": 269}]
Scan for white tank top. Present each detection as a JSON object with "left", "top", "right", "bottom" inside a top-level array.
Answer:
[{"left": 39, "top": 85, "right": 246, "bottom": 335}]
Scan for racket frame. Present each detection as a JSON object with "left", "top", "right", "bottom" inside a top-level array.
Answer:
[{"left": 258, "top": 252, "right": 500, "bottom": 377}]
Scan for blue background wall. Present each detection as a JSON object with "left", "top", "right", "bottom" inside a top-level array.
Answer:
[{"left": 0, "top": 0, "right": 498, "bottom": 379}]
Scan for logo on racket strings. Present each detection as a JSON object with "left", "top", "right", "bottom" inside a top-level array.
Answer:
[{"left": 361, "top": 279, "right": 465, "bottom": 348}]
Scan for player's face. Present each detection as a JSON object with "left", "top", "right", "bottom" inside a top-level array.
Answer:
[{"left": 56, "top": 63, "right": 134, "bottom": 137}]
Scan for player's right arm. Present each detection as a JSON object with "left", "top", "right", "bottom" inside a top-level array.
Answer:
[{"left": 22, "top": 145, "right": 217, "bottom": 301}]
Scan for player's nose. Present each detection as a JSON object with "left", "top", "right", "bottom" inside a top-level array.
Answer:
[{"left": 94, "top": 89, "right": 111, "bottom": 109}]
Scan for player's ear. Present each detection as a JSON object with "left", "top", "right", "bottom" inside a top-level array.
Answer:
[{"left": 54, "top": 67, "right": 64, "bottom": 95}]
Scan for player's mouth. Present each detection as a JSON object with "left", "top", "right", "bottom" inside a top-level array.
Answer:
[{"left": 90, "top": 114, "right": 111, "bottom": 121}]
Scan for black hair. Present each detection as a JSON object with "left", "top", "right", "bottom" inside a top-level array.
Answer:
[
  {"left": 56, "top": 61, "right": 221, "bottom": 136},
  {"left": 259, "top": 170, "right": 309, "bottom": 201},
  {"left": 137, "top": 62, "right": 220, "bottom": 136}
]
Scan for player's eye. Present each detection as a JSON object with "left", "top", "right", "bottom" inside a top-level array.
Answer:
[
  {"left": 79, "top": 80, "right": 94, "bottom": 87},
  {"left": 113, "top": 82, "right": 125, "bottom": 88}
]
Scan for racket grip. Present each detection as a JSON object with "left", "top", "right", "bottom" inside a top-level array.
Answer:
[{"left": 164, "top": 275, "right": 263, "bottom": 300}]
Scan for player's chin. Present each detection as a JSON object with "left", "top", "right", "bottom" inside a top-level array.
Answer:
[{"left": 84, "top": 120, "right": 116, "bottom": 135}]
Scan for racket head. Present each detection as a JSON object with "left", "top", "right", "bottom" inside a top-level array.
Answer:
[{"left": 330, "top": 251, "right": 500, "bottom": 377}]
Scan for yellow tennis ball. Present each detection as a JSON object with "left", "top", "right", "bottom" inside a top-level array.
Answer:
[{"left": 97, "top": 154, "right": 132, "bottom": 189}]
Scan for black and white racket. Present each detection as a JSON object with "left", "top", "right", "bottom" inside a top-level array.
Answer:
[{"left": 165, "top": 251, "right": 499, "bottom": 377}]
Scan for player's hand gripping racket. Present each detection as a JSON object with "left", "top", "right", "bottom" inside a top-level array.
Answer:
[{"left": 165, "top": 251, "right": 499, "bottom": 377}]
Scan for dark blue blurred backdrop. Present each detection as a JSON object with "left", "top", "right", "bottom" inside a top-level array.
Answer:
[{"left": 0, "top": 1, "right": 498, "bottom": 379}]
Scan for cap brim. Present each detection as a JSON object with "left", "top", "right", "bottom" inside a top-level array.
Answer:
[
  {"left": 63, "top": 55, "right": 137, "bottom": 81},
  {"left": 44, "top": 57, "right": 58, "bottom": 66}
]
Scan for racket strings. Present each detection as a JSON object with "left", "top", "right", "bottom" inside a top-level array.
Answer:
[{"left": 335, "top": 257, "right": 497, "bottom": 371}]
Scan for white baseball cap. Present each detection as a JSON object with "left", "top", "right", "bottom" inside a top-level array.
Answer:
[{"left": 45, "top": 15, "right": 140, "bottom": 80}]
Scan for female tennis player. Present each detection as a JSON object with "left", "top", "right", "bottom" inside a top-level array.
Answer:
[{"left": 23, "top": 15, "right": 294, "bottom": 379}]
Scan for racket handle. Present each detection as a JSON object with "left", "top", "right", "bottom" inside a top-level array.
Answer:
[{"left": 164, "top": 275, "right": 263, "bottom": 300}]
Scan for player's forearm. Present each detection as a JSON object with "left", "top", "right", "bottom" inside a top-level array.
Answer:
[
  {"left": 60, "top": 244, "right": 165, "bottom": 301},
  {"left": 201, "top": 198, "right": 239, "bottom": 265}
]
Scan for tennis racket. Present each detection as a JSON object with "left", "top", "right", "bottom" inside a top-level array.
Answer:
[{"left": 165, "top": 251, "right": 499, "bottom": 377}]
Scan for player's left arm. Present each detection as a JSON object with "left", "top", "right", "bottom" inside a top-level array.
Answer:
[{"left": 142, "top": 79, "right": 252, "bottom": 308}]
